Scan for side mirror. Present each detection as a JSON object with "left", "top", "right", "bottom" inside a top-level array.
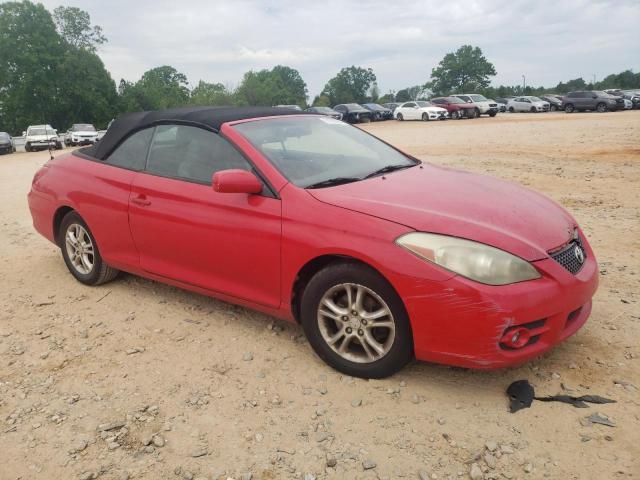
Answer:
[
  {"left": 22, "top": 131, "right": 26, "bottom": 136},
  {"left": 213, "top": 169, "right": 262, "bottom": 194},
  {"left": 592, "top": 95, "right": 598, "bottom": 99}
]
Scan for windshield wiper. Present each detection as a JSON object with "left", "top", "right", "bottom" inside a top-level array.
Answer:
[
  {"left": 305, "top": 177, "right": 361, "bottom": 189},
  {"left": 363, "top": 163, "right": 416, "bottom": 179}
]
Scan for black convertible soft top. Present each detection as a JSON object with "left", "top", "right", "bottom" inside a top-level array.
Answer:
[{"left": 89, "top": 106, "right": 306, "bottom": 160}]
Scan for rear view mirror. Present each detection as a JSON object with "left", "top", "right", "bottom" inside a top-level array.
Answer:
[{"left": 213, "top": 169, "right": 262, "bottom": 194}]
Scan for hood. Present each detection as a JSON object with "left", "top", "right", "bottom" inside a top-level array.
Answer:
[
  {"left": 421, "top": 106, "right": 447, "bottom": 113},
  {"left": 307, "top": 164, "right": 575, "bottom": 261}
]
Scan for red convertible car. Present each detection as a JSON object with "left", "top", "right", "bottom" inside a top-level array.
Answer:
[{"left": 28, "top": 107, "right": 598, "bottom": 378}]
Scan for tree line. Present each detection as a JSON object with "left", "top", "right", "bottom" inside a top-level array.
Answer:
[{"left": 1, "top": 2, "right": 638, "bottom": 135}]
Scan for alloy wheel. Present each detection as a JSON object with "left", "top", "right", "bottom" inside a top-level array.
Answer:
[
  {"left": 317, "top": 283, "right": 396, "bottom": 364},
  {"left": 65, "top": 223, "right": 95, "bottom": 275}
]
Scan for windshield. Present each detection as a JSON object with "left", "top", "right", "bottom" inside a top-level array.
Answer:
[
  {"left": 73, "top": 124, "right": 96, "bottom": 131},
  {"left": 313, "top": 107, "right": 334, "bottom": 113},
  {"left": 364, "top": 104, "right": 383, "bottom": 110},
  {"left": 28, "top": 128, "right": 47, "bottom": 136},
  {"left": 445, "top": 97, "right": 465, "bottom": 104},
  {"left": 233, "top": 116, "right": 417, "bottom": 188},
  {"left": 470, "top": 95, "right": 488, "bottom": 102}
]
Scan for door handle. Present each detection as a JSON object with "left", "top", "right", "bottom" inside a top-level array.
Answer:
[{"left": 131, "top": 195, "right": 151, "bottom": 206}]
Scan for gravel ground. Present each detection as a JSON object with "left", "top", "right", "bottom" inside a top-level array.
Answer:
[{"left": 1, "top": 111, "right": 638, "bottom": 480}]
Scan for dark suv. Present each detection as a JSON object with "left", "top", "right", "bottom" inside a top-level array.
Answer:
[{"left": 562, "top": 91, "right": 623, "bottom": 113}]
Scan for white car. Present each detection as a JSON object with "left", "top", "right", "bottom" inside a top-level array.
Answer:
[
  {"left": 395, "top": 101, "right": 448, "bottom": 121},
  {"left": 507, "top": 96, "right": 550, "bottom": 113},
  {"left": 64, "top": 124, "right": 99, "bottom": 146},
  {"left": 451, "top": 94, "right": 499, "bottom": 117},
  {"left": 24, "top": 125, "right": 62, "bottom": 152}
]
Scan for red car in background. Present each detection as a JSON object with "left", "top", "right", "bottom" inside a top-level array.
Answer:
[
  {"left": 430, "top": 97, "right": 478, "bottom": 119},
  {"left": 28, "top": 107, "right": 598, "bottom": 378}
]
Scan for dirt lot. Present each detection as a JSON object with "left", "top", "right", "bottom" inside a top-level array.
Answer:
[{"left": 1, "top": 111, "right": 639, "bottom": 480}]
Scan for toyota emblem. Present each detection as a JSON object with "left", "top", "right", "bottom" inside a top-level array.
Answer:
[{"left": 574, "top": 246, "right": 585, "bottom": 264}]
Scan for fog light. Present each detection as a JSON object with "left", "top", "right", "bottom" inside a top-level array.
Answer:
[{"left": 500, "top": 327, "right": 531, "bottom": 349}]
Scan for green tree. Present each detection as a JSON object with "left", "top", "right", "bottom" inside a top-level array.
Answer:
[
  {"left": 0, "top": 1, "right": 65, "bottom": 134},
  {"left": 190, "top": 81, "right": 235, "bottom": 106},
  {"left": 53, "top": 6, "right": 106, "bottom": 52},
  {"left": 56, "top": 48, "right": 117, "bottom": 129},
  {"left": 427, "top": 45, "right": 497, "bottom": 95},
  {"left": 555, "top": 77, "right": 587, "bottom": 94},
  {"left": 236, "top": 65, "right": 307, "bottom": 106},
  {"left": 321, "top": 66, "right": 376, "bottom": 104},
  {"left": 124, "top": 66, "right": 190, "bottom": 111},
  {"left": 312, "top": 94, "right": 331, "bottom": 107}
]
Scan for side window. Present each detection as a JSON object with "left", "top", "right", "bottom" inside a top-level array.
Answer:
[
  {"left": 432, "top": 99, "right": 442, "bottom": 104},
  {"left": 334, "top": 105, "right": 345, "bottom": 112},
  {"left": 405, "top": 102, "right": 416, "bottom": 108},
  {"left": 105, "top": 128, "right": 153, "bottom": 170},
  {"left": 146, "top": 125, "right": 251, "bottom": 184}
]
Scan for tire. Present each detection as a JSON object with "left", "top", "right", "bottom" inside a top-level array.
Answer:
[
  {"left": 565, "top": 103, "right": 575, "bottom": 113},
  {"left": 451, "top": 110, "right": 460, "bottom": 120},
  {"left": 300, "top": 262, "right": 413, "bottom": 378},
  {"left": 550, "top": 105, "right": 557, "bottom": 112},
  {"left": 596, "top": 102, "right": 607, "bottom": 113},
  {"left": 421, "top": 113, "right": 429, "bottom": 121},
  {"left": 508, "top": 107, "right": 515, "bottom": 113},
  {"left": 489, "top": 111, "right": 497, "bottom": 117},
  {"left": 25, "top": 142, "right": 31, "bottom": 152},
  {"left": 474, "top": 107, "right": 481, "bottom": 117},
  {"left": 59, "top": 211, "right": 119, "bottom": 286},
  {"left": 396, "top": 113, "right": 403, "bottom": 121}
]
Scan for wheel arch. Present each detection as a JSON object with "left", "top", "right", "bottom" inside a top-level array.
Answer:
[
  {"left": 52, "top": 205, "right": 75, "bottom": 245},
  {"left": 290, "top": 254, "right": 401, "bottom": 324}
]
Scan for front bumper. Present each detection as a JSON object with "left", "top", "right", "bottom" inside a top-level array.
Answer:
[
  {"left": 0, "top": 144, "right": 13, "bottom": 153},
  {"left": 396, "top": 236, "right": 598, "bottom": 369}
]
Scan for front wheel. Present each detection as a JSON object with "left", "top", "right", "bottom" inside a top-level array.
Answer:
[
  {"left": 59, "top": 211, "right": 119, "bottom": 286},
  {"left": 489, "top": 111, "right": 497, "bottom": 117},
  {"left": 25, "top": 142, "right": 31, "bottom": 152},
  {"left": 474, "top": 107, "right": 481, "bottom": 117},
  {"left": 300, "top": 262, "right": 413, "bottom": 378},
  {"left": 421, "top": 113, "right": 429, "bottom": 121}
]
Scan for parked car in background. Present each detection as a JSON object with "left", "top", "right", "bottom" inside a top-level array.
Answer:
[
  {"left": 540, "top": 95, "right": 563, "bottom": 111},
  {"left": 562, "top": 91, "right": 622, "bottom": 113},
  {"left": 451, "top": 94, "right": 499, "bottom": 117},
  {"left": 507, "top": 96, "right": 551, "bottom": 113},
  {"left": 495, "top": 98, "right": 512, "bottom": 112},
  {"left": 382, "top": 102, "right": 402, "bottom": 113},
  {"left": 305, "top": 106, "right": 342, "bottom": 120},
  {"left": 430, "top": 97, "right": 477, "bottom": 119},
  {"left": 27, "top": 106, "right": 599, "bottom": 377},
  {"left": 0, "top": 132, "right": 16, "bottom": 154},
  {"left": 607, "top": 90, "right": 639, "bottom": 110},
  {"left": 64, "top": 124, "right": 99, "bottom": 146},
  {"left": 333, "top": 104, "right": 373, "bottom": 123},
  {"left": 621, "top": 90, "right": 640, "bottom": 109},
  {"left": 24, "top": 124, "right": 62, "bottom": 152},
  {"left": 395, "top": 101, "right": 449, "bottom": 121},
  {"left": 361, "top": 103, "right": 393, "bottom": 121},
  {"left": 274, "top": 105, "right": 302, "bottom": 111}
]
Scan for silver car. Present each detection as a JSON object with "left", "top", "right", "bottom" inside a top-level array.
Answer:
[{"left": 507, "top": 96, "right": 550, "bottom": 113}]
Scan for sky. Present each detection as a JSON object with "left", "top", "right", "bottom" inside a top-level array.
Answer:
[{"left": 38, "top": 0, "right": 640, "bottom": 97}]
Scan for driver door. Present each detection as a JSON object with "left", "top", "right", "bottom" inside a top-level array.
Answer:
[{"left": 128, "top": 124, "right": 282, "bottom": 308}]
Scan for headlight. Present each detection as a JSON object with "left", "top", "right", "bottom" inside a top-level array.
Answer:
[{"left": 396, "top": 232, "right": 541, "bottom": 285}]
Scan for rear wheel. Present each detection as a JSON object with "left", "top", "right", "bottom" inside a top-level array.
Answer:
[
  {"left": 565, "top": 103, "right": 575, "bottom": 113},
  {"left": 596, "top": 102, "right": 607, "bottom": 113},
  {"left": 396, "top": 113, "right": 404, "bottom": 121},
  {"left": 59, "top": 211, "right": 119, "bottom": 286},
  {"left": 451, "top": 110, "right": 460, "bottom": 120},
  {"left": 300, "top": 262, "right": 413, "bottom": 378},
  {"left": 550, "top": 105, "right": 557, "bottom": 111},
  {"left": 508, "top": 106, "right": 515, "bottom": 113}
]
